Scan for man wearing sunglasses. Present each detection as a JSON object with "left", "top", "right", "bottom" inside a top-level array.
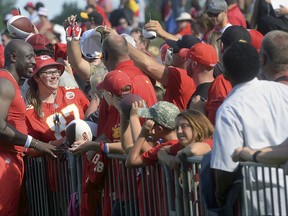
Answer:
[{"left": 206, "top": 0, "right": 232, "bottom": 33}]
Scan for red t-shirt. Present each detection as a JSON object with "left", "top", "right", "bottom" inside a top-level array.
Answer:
[
  {"left": 205, "top": 75, "right": 232, "bottom": 125},
  {"left": 26, "top": 86, "right": 89, "bottom": 142},
  {"left": 0, "top": 70, "right": 27, "bottom": 152},
  {"left": 140, "top": 140, "right": 179, "bottom": 166},
  {"left": 98, "top": 60, "right": 157, "bottom": 141},
  {"left": 227, "top": 4, "right": 247, "bottom": 28},
  {"left": 169, "top": 138, "right": 213, "bottom": 156},
  {"left": 176, "top": 24, "right": 193, "bottom": 37},
  {"left": 164, "top": 66, "right": 196, "bottom": 111}
]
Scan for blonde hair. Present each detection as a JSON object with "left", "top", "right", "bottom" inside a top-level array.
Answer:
[{"left": 176, "top": 109, "right": 214, "bottom": 143}]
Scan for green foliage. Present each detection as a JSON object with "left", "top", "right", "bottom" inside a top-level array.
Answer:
[
  {"left": 51, "top": 2, "right": 82, "bottom": 25},
  {"left": 146, "top": 0, "right": 163, "bottom": 22},
  {"left": 0, "top": 0, "right": 17, "bottom": 31}
]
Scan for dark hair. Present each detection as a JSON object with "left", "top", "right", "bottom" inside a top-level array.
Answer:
[
  {"left": 26, "top": 78, "right": 43, "bottom": 118},
  {"left": 34, "top": 43, "right": 55, "bottom": 57},
  {"left": 223, "top": 42, "right": 260, "bottom": 85}
]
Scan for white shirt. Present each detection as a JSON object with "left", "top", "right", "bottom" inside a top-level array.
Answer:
[
  {"left": 211, "top": 78, "right": 288, "bottom": 215},
  {"left": 211, "top": 78, "right": 288, "bottom": 171}
]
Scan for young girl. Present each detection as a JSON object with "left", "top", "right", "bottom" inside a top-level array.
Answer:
[{"left": 158, "top": 109, "right": 214, "bottom": 168}]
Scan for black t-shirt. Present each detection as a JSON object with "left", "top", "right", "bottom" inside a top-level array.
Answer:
[{"left": 187, "top": 82, "right": 213, "bottom": 109}]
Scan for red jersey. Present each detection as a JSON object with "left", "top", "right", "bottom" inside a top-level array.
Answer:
[
  {"left": 205, "top": 75, "right": 232, "bottom": 125},
  {"left": 26, "top": 86, "right": 89, "bottom": 142},
  {"left": 0, "top": 70, "right": 27, "bottom": 216},
  {"left": 140, "top": 140, "right": 179, "bottom": 165},
  {"left": 98, "top": 60, "right": 157, "bottom": 141},
  {"left": 164, "top": 66, "right": 196, "bottom": 111},
  {"left": 227, "top": 4, "right": 247, "bottom": 28},
  {"left": 0, "top": 70, "right": 27, "bottom": 152}
]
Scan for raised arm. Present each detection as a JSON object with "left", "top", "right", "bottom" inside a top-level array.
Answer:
[
  {"left": 125, "top": 119, "right": 154, "bottom": 168},
  {"left": 144, "top": 20, "right": 179, "bottom": 41},
  {"left": 64, "top": 15, "right": 91, "bottom": 81}
]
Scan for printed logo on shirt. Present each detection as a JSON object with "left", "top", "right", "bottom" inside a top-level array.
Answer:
[{"left": 66, "top": 91, "right": 75, "bottom": 100}]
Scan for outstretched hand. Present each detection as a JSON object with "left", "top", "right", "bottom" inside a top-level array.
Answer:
[
  {"left": 36, "top": 141, "right": 58, "bottom": 158},
  {"left": 69, "top": 140, "right": 95, "bottom": 155}
]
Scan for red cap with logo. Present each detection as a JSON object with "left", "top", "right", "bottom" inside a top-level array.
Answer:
[
  {"left": 96, "top": 70, "right": 131, "bottom": 96},
  {"left": 32, "top": 55, "right": 65, "bottom": 77},
  {"left": 179, "top": 43, "right": 218, "bottom": 68}
]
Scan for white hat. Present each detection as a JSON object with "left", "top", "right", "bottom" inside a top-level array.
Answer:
[
  {"left": 4, "top": 14, "right": 13, "bottom": 22},
  {"left": 175, "top": 12, "right": 192, "bottom": 22},
  {"left": 121, "top": 33, "right": 136, "bottom": 48},
  {"left": 80, "top": 29, "right": 103, "bottom": 60},
  {"left": 38, "top": 7, "right": 48, "bottom": 17}
]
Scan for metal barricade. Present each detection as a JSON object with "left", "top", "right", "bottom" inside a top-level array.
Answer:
[
  {"left": 105, "top": 154, "right": 172, "bottom": 216},
  {"left": 25, "top": 152, "right": 288, "bottom": 216},
  {"left": 239, "top": 162, "right": 288, "bottom": 216},
  {"left": 24, "top": 153, "right": 82, "bottom": 216}
]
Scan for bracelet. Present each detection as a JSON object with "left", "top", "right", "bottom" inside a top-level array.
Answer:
[
  {"left": 104, "top": 143, "right": 109, "bottom": 156},
  {"left": 32, "top": 140, "right": 39, "bottom": 150},
  {"left": 24, "top": 135, "right": 33, "bottom": 148},
  {"left": 252, "top": 150, "right": 262, "bottom": 163},
  {"left": 100, "top": 141, "right": 104, "bottom": 152}
]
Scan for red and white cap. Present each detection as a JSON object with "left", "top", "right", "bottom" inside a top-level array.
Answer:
[{"left": 32, "top": 55, "right": 65, "bottom": 76}]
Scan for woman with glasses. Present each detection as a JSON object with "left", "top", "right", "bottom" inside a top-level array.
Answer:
[{"left": 25, "top": 55, "right": 90, "bottom": 155}]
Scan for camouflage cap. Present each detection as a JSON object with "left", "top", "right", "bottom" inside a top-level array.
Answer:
[{"left": 137, "top": 101, "right": 180, "bottom": 130}]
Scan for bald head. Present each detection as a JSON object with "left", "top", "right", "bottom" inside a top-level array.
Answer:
[
  {"left": 4, "top": 39, "right": 34, "bottom": 65},
  {"left": 261, "top": 30, "right": 288, "bottom": 73},
  {"left": 102, "top": 35, "right": 129, "bottom": 62},
  {"left": 4, "top": 39, "right": 35, "bottom": 79}
]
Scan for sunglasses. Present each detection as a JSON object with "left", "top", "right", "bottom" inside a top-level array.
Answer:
[{"left": 207, "top": 11, "right": 223, "bottom": 18}]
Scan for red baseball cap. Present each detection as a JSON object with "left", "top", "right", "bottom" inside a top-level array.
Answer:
[
  {"left": 179, "top": 43, "right": 218, "bottom": 68},
  {"left": 248, "top": 29, "right": 264, "bottom": 52},
  {"left": 32, "top": 55, "right": 65, "bottom": 77},
  {"left": 26, "top": 34, "right": 51, "bottom": 51},
  {"left": 96, "top": 70, "right": 131, "bottom": 96},
  {"left": 24, "top": 2, "right": 35, "bottom": 10}
]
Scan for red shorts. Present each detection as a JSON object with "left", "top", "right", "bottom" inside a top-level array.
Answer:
[{"left": 0, "top": 150, "right": 25, "bottom": 216}]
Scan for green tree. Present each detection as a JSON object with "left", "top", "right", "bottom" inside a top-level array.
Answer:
[
  {"left": 51, "top": 2, "right": 82, "bottom": 25},
  {"left": 0, "top": 0, "right": 17, "bottom": 31}
]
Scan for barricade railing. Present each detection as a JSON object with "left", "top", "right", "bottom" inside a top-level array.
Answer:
[
  {"left": 25, "top": 153, "right": 288, "bottom": 216},
  {"left": 239, "top": 161, "right": 288, "bottom": 216},
  {"left": 24, "top": 153, "right": 82, "bottom": 216}
]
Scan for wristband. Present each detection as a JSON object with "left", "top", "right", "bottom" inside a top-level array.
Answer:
[
  {"left": 25, "top": 135, "right": 33, "bottom": 148},
  {"left": 100, "top": 141, "right": 104, "bottom": 152},
  {"left": 104, "top": 143, "right": 109, "bottom": 156},
  {"left": 32, "top": 140, "right": 39, "bottom": 150},
  {"left": 252, "top": 150, "right": 261, "bottom": 163}
]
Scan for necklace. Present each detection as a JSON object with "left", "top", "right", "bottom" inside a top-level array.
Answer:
[{"left": 51, "top": 91, "right": 61, "bottom": 135}]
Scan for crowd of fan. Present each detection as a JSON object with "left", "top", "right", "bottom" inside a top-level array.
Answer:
[{"left": 0, "top": 0, "right": 288, "bottom": 215}]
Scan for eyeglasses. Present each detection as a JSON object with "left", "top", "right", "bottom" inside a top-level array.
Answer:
[
  {"left": 207, "top": 12, "right": 222, "bottom": 18},
  {"left": 41, "top": 70, "right": 62, "bottom": 77}
]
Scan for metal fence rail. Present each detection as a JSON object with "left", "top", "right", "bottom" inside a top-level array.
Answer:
[
  {"left": 24, "top": 153, "right": 82, "bottom": 216},
  {"left": 24, "top": 153, "right": 288, "bottom": 216}
]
